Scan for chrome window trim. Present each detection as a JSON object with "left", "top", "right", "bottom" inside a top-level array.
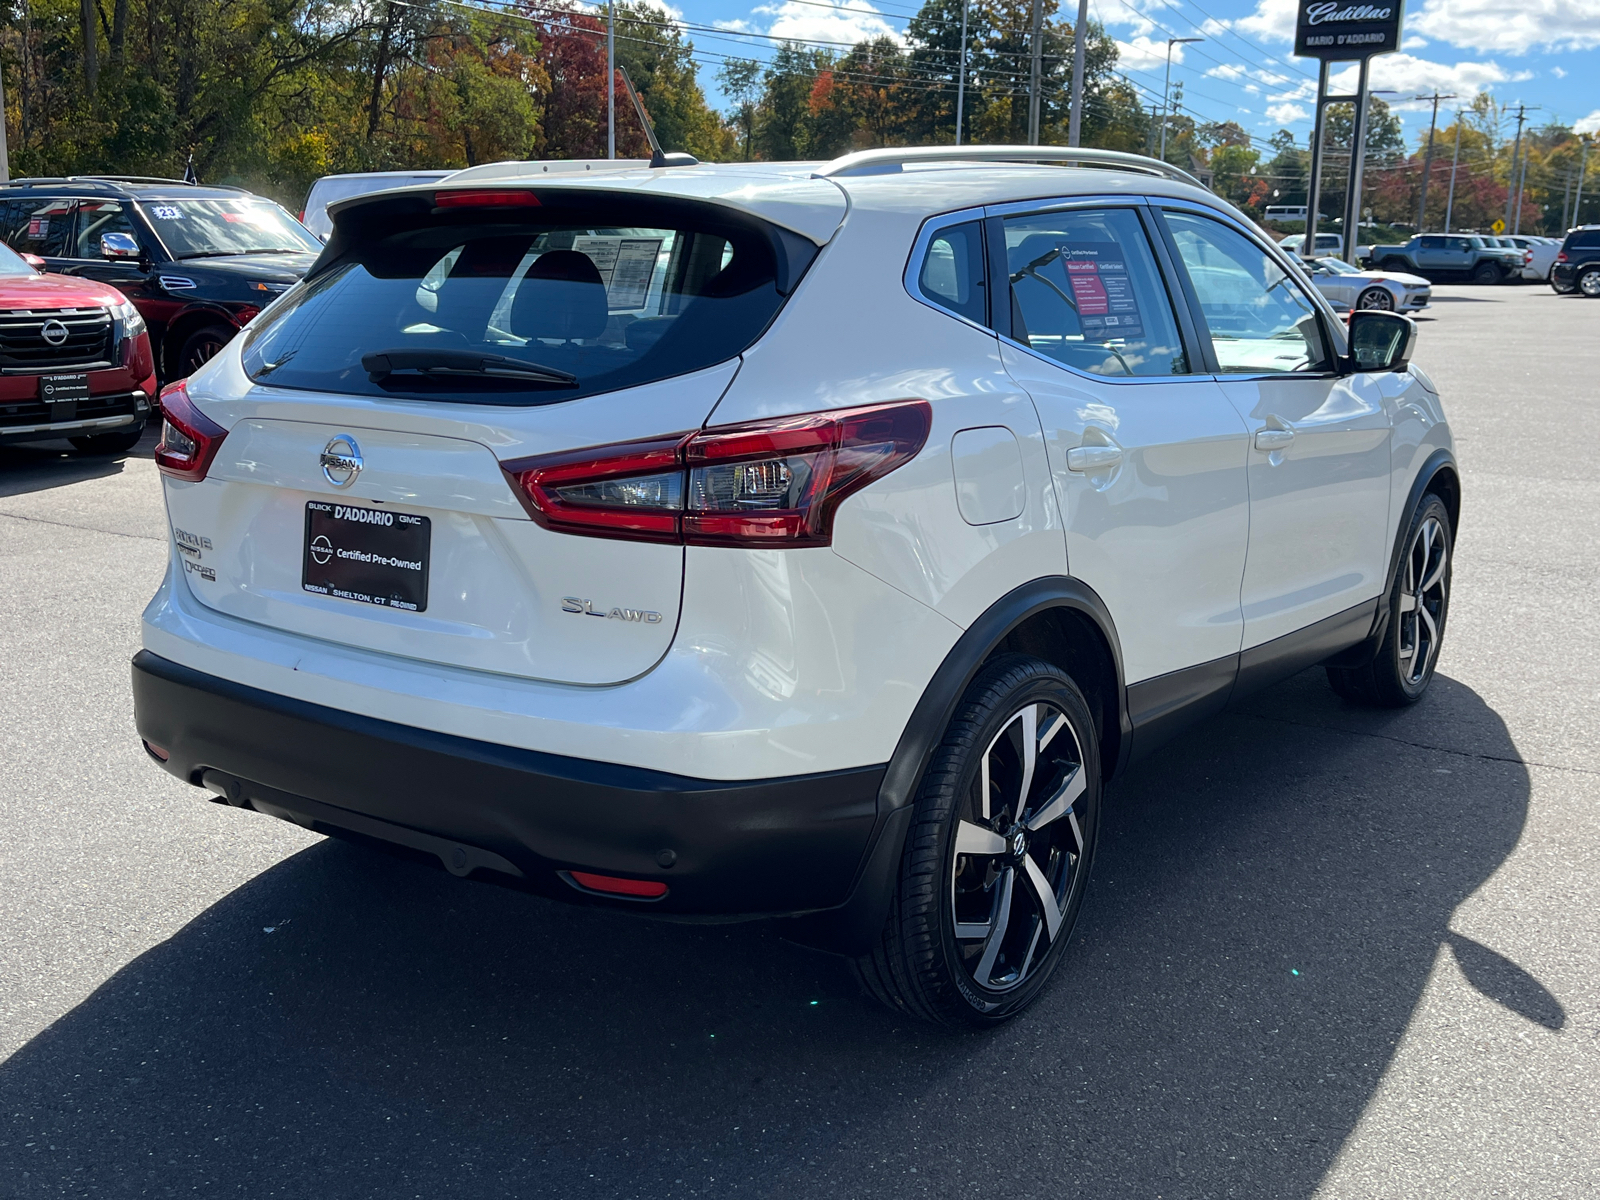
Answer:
[
  {"left": 1151, "top": 198, "right": 1352, "bottom": 380},
  {"left": 982, "top": 195, "right": 1206, "bottom": 387},
  {"left": 902, "top": 206, "right": 999, "bottom": 338}
]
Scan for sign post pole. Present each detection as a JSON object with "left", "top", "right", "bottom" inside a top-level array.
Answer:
[
  {"left": 1305, "top": 59, "right": 1330, "bottom": 255},
  {"left": 1341, "top": 57, "right": 1371, "bottom": 263}
]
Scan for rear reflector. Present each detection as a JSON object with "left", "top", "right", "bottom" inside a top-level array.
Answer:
[
  {"left": 566, "top": 870, "right": 669, "bottom": 899},
  {"left": 435, "top": 189, "right": 541, "bottom": 208},
  {"left": 142, "top": 740, "right": 170, "bottom": 762}
]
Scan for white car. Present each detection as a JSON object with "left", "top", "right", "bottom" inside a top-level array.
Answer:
[
  {"left": 299, "top": 171, "right": 456, "bottom": 241},
  {"left": 132, "top": 146, "right": 1459, "bottom": 1028},
  {"left": 1506, "top": 235, "right": 1560, "bottom": 281},
  {"left": 1303, "top": 255, "right": 1432, "bottom": 312},
  {"left": 1277, "top": 231, "right": 1344, "bottom": 256}
]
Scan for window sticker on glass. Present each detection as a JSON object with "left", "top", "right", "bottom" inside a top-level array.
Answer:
[
  {"left": 1061, "top": 243, "right": 1144, "bottom": 340},
  {"left": 151, "top": 205, "right": 183, "bottom": 220},
  {"left": 571, "top": 235, "right": 664, "bottom": 310},
  {"left": 27, "top": 218, "right": 47, "bottom": 238}
]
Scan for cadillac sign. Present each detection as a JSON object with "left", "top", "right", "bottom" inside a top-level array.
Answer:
[{"left": 1294, "top": 0, "right": 1403, "bottom": 59}]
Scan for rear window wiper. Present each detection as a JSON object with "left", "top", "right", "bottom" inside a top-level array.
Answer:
[{"left": 361, "top": 349, "right": 578, "bottom": 386}]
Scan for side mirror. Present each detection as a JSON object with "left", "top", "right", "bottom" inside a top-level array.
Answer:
[
  {"left": 100, "top": 231, "right": 141, "bottom": 260},
  {"left": 20, "top": 252, "right": 46, "bottom": 272},
  {"left": 1347, "top": 310, "right": 1418, "bottom": 372}
]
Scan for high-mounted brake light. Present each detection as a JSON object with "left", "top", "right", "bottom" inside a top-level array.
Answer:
[
  {"left": 154, "top": 381, "right": 229, "bottom": 482},
  {"left": 502, "top": 400, "right": 933, "bottom": 548},
  {"left": 434, "top": 189, "right": 541, "bottom": 209}
]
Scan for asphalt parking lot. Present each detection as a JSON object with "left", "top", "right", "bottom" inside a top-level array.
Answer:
[{"left": 2, "top": 283, "right": 1596, "bottom": 1198}]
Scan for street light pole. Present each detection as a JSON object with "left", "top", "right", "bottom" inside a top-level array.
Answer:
[
  {"left": 1576, "top": 138, "right": 1591, "bottom": 228},
  {"left": 1027, "top": 0, "right": 1044, "bottom": 144},
  {"left": 1413, "top": 91, "right": 1455, "bottom": 233},
  {"left": 1444, "top": 110, "right": 1463, "bottom": 233},
  {"left": 1067, "top": 0, "right": 1090, "bottom": 147},
  {"left": 606, "top": 0, "right": 615, "bottom": 159},
  {"left": 955, "top": 0, "right": 969, "bottom": 145},
  {"left": 1158, "top": 38, "right": 1201, "bottom": 161}
]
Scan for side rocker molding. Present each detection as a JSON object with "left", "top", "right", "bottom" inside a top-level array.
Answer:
[
  {"left": 1325, "top": 447, "right": 1459, "bottom": 670},
  {"left": 784, "top": 576, "right": 1129, "bottom": 956}
]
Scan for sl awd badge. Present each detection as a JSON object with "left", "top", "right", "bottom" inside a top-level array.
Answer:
[{"left": 562, "top": 597, "right": 663, "bottom": 624}]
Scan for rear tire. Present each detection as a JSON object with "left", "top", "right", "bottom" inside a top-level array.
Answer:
[
  {"left": 69, "top": 422, "right": 146, "bottom": 455},
  {"left": 854, "top": 654, "right": 1101, "bottom": 1028},
  {"left": 1472, "top": 262, "right": 1503, "bottom": 285},
  {"left": 1579, "top": 267, "right": 1600, "bottom": 298},
  {"left": 1327, "top": 494, "right": 1452, "bottom": 708}
]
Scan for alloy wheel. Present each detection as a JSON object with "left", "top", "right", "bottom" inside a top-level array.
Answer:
[
  {"left": 181, "top": 330, "right": 231, "bottom": 377},
  {"left": 1580, "top": 269, "right": 1600, "bottom": 298},
  {"left": 1398, "top": 514, "right": 1449, "bottom": 687},
  {"left": 950, "top": 701, "right": 1089, "bottom": 994},
  {"left": 1357, "top": 287, "right": 1394, "bottom": 311}
]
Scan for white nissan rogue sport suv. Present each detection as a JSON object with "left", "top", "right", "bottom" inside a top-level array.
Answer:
[{"left": 133, "top": 146, "right": 1459, "bottom": 1027}]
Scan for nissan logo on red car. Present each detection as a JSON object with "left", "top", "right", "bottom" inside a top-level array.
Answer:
[{"left": 41, "top": 318, "right": 69, "bottom": 345}]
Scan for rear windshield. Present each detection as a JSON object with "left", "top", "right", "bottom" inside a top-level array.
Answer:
[{"left": 241, "top": 194, "right": 809, "bottom": 405}]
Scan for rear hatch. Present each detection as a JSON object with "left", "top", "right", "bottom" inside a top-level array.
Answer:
[{"left": 164, "top": 180, "right": 838, "bottom": 685}]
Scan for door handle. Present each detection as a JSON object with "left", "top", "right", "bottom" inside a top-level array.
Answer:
[
  {"left": 1253, "top": 417, "right": 1295, "bottom": 452},
  {"left": 1066, "top": 445, "right": 1123, "bottom": 472}
]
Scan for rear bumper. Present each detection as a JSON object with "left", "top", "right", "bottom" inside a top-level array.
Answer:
[{"left": 131, "top": 650, "right": 888, "bottom": 921}]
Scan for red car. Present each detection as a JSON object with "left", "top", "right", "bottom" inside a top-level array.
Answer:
[{"left": 0, "top": 241, "right": 157, "bottom": 454}]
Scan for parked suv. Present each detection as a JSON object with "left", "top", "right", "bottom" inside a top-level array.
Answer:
[
  {"left": 0, "top": 239, "right": 156, "bottom": 451},
  {"left": 0, "top": 176, "right": 321, "bottom": 382},
  {"left": 131, "top": 147, "right": 1458, "bottom": 1027},
  {"left": 1368, "top": 233, "right": 1522, "bottom": 283},
  {"left": 1551, "top": 225, "right": 1600, "bottom": 295}
]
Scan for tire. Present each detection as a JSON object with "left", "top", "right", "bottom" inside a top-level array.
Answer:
[
  {"left": 69, "top": 421, "right": 146, "bottom": 455},
  {"left": 1327, "top": 494, "right": 1452, "bottom": 708},
  {"left": 177, "top": 324, "right": 235, "bottom": 378},
  {"left": 1472, "top": 262, "right": 1503, "bottom": 285},
  {"left": 1355, "top": 286, "right": 1395, "bottom": 311},
  {"left": 1579, "top": 268, "right": 1600, "bottom": 299},
  {"left": 853, "top": 654, "right": 1101, "bottom": 1028}
]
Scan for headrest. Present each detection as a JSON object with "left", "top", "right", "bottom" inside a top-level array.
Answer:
[{"left": 510, "top": 250, "right": 609, "bottom": 342}]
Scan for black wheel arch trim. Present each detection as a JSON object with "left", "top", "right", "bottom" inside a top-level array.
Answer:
[
  {"left": 787, "top": 576, "right": 1129, "bottom": 956},
  {"left": 1326, "top": 447, "right": 1458, "bottom": 669}
]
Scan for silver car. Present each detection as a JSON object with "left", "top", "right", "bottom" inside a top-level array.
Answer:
[{"left": 1302, "top": 256, "right": 1431, "bottom": 313}]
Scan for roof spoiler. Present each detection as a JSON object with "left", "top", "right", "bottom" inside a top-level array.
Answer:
[{"left": 813, "top": 146, "right": 1206, "bottom": 190}]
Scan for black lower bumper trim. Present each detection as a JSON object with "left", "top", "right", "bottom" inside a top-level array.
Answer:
[{"left": 132, "top": 651, "right": 886, "bottom": 917}]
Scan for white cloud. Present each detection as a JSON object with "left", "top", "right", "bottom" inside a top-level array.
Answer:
[
  {"left": 1115, "top": 34, "right": 1191, "bottom": 70},
  {"left": 1552, "top": 64, "right": 1568, "bottom": 75},
  {"left": 1233, "top": 0, "right": 1298, "bottom": 42},
  {"left": 1266, "top": 101, "right": 1310, "bottom": 123},
  {"left": 750, "top": 0, "right": 903, "bottom": 46},
  {"left": 1577, "top": 108, "right": 1600, "bottom": 133},
  {"left": 1328, "top": 53, "right": 1532, "bottom": 104},
  {"left": 1410, "top": 0, "right": 1600, "bottom": 53},
  {"left": 1402, "top": 35, "right": 1430, "bottom": 49}
]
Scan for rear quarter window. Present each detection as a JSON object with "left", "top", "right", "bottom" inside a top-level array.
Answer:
[{"left": 242, "top": 193, "right": 814, "bottom": 406}]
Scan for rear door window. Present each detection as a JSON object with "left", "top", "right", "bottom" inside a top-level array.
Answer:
[
  {"left": 242, "top": 196, "right": 812, "bottom": 405},
  {"left": 1001, "top": 206, "right": 1190, "bottom": 377},
  {"left": 0, "top": 199, "right": 75, "bottom": 257}
]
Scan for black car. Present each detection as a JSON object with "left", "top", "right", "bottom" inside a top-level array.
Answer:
[
  {"left": 0, "top": 176, "right": 321, "bottom": 380},
  {"left": 1550, "top": 225, "right": 1600, "bottom": 297}
]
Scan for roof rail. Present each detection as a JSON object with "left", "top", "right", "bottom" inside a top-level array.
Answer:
[
  {"left": 814, "top": 145, "right": 1208, "bottom": 190},
  {"left": 72, "top": 174, "right": 252, "bottom": 191}
]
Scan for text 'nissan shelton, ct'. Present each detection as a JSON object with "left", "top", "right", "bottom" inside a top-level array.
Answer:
[{"left": 132, "top": 147, "right": 1458, "bottom": 1027}]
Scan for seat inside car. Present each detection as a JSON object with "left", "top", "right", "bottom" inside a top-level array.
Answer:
[{"left": 510, "top": 250, "right": 609, "bottom": 344}]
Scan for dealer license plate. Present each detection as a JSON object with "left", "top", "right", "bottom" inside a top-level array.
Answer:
[
  {"left": 302, "top": 501, "right": 430, "bottom": 612},
  {"left": 41, "top": 372, "right": 89, "bottom": 420}
]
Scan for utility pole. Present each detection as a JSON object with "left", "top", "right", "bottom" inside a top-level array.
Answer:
[
  {"left": 1027, "top": 0, "right": 1044, "bottom": 145},
  {"left": 1067, "top": 0, "right": 1090, "bottom": 147},
  {"left": 1574, "top": 138, "right": 1590, "bottom": 227},
  {"left": 1413, "top": 91, "right": 1455, "bottom": 232},
  {"left": 1158, "top": 38, "right": 1201, "bottom": 161},
  {"left": 1444, "top": 111, "right": 1463, "bottom": 233},
  {"left": 0, "top": 60, "right": 9, "bottom": 183},
  {"left": 955, "top": 0, "right": 969, "bottom": 145},
  {"left": 606, "top": 0, "right": 616, "bottom": 159},
  {"left": 1305, "top": 60, "right": 1330, "bottom": 256},
  {"left": 1503, "top": 104, "right": 1534, "bottom": 231},
  {"left": 1513, "top": 150, "right": 1530, "bottom": 234}
]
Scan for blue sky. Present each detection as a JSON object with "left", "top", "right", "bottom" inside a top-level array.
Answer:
[{"left": 656, "top": 0, "right": 1600, "bottom": 148}]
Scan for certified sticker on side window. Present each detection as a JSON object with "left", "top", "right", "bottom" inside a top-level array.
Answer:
[{"left": 1061, "top": 243, "right": 1145, "bottom": 341}]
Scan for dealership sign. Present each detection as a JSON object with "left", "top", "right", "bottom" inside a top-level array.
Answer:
[{"left": 1294, "top": 0, "right": 1404, "bottom": 58}]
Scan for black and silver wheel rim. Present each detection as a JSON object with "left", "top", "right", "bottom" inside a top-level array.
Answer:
[
  {"left": 951, "top": 702, "right": 1090, "bottom": 995},
  {"left": 1399, "top": 514, "right": 1448, "bottom": 687},
  {"left": 182, "top": 332, "right": 229, "bottom": 376},
  {"left": 1581, "top": 271, "right": 1600, "bottom": 298},
  {"left": 1357, "top": 287, "right": 1394, "bottom": 311}
]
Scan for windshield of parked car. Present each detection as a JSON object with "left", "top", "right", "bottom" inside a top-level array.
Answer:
[
  {"left": 1314, "top": 258, "right": 1361, "bottom": 274},
  {"left": 0, "top": 241, "right": 37, "bottom": 276},
  {"left": 142, "top": 198, "right": 320, "bottom": 259},
  {"left": 241, "top": 197, "right": 805, "bottom": 405}
]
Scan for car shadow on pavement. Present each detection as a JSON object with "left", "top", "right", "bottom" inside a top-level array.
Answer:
[
  {"left": 0, "top": 426, "right": 158, "bottom": 499},
  {"left": 0, "top": 670, "right": 1531, "bottom": 1199}
]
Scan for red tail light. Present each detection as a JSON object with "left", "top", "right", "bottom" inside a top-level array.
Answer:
[
  {"left": 566, "top": 870, "right": 669, "bottom": 899},
  {"left": 502, "top": 401, "right": 932, "bottom": 547},
  {"left": 1557, "top": 251, "right": 1569, "bottom": 263},
  {"left": 435, "top": 189, "right": 541, "bottom": 208},
  {"left": 154, "top": 382, "right": 229, "bottom": 482}
]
